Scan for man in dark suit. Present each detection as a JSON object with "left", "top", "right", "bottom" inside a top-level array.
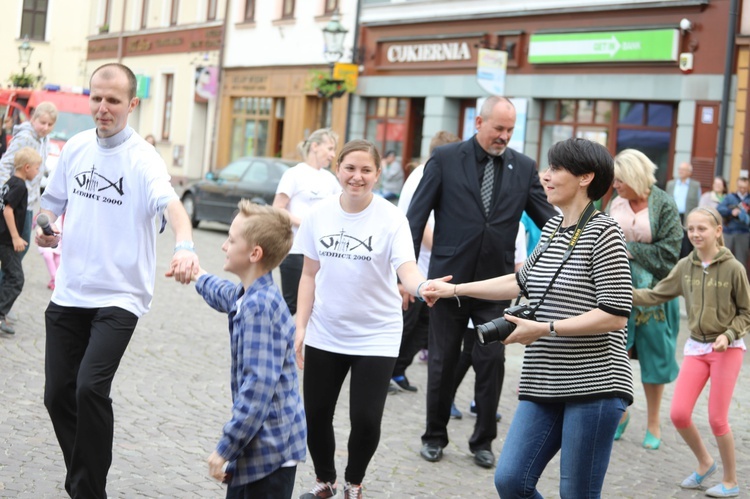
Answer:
[{"left": 407, "top": 96, "right": 556, "bottom": 469}]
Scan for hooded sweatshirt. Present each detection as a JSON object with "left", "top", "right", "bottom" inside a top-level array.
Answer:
[
  {"left": 633, "top": 247, "right": 750, "bottom": 344},
  {"left": 0, "top": 121, "right": 49, "bottom": 212}
]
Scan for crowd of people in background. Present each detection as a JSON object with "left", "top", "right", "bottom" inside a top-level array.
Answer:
[{"left": 0, "top": 61, "right": 748, "bottom": 498}]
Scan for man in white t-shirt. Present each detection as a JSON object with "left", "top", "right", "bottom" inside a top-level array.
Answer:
[{"left": 36, "top": 63, "right": 199, "bottom": 499}]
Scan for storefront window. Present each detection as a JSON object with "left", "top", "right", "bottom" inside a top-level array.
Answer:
[
  {"left": 229, "top": 96, "right": 273, "bottom": 161},
  {"left": 615, "top": 102, "right": 674, "bottom": 187},
  {"left": 540, "top": 99, "right": 675, "bottom": 188},
  {"left": 365, "top": 97, "right": 410, "bottom": 159}
]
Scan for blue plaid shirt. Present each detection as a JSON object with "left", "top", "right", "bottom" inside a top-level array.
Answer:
[{"left": 196, "top": 272, "right": 306, "bottom": 486}]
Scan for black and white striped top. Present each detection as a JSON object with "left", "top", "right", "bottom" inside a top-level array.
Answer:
[{"left": 516, "top": 213, "right": 634, "bottom": 404}]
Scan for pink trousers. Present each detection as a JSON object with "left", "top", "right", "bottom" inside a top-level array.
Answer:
[{"left": 670, "top": 349, "right": 744, "bottom": 437}]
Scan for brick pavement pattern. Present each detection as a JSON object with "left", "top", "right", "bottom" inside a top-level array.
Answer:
[{"left": 1, "top": 223, "right": 749, "bottom": 498}]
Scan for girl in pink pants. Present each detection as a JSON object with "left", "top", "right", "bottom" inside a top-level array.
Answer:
[
  {"left": 633, "top": 206, "right": 749, "bottom": 498},
  {"left": 37, "top": 213, "right": 61, "bottom": 290}
]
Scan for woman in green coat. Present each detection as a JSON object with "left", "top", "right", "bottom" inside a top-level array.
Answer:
[{"left": 607, "top": 148, "right": 682, "bottom": 450}]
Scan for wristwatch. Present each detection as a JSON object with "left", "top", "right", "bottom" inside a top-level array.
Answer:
[{"left": 549, "top": 321, "right": 557, "bottom": 337}]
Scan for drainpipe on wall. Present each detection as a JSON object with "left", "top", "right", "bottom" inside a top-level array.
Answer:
[
  {"left": 344, "top": 0, "right": 363, "bottom": 143},
  {"left": 208, "top": 0, "right": 232, "bottom": 174},
  {"left": 117, "top": 0, "right": 128, "bottom": 62},
  {"left": 716, "top": 0, "right": 740, "bottom": 176}
]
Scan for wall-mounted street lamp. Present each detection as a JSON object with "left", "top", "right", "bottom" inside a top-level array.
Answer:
[
  {"left": 322, "top": 11, "right": 348, "bottom": 76},
  {"left": 18, "top": 37, "right": 34, "bottom": 76}
]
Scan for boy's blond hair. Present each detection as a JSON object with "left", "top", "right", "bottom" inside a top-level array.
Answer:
[
  {"left": 236, "top": 200, "right": 293, "bottom": 271},
  {"left": 14, "top": 147, "right": 42, "bottom": 171},
  {"left": 32, "top": 101, "right": 58, "bottom": 122}
]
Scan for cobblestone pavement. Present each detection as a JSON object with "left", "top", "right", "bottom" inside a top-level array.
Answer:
[{"left": 1, "top": 223, "right": 749, "bottom": 498}]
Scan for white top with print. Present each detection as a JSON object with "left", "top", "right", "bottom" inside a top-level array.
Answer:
[{"left": 294, "top": 195, "right": 415, "bottom": 356}]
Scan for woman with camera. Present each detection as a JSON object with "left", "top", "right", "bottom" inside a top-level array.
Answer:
[{"left": 423, "top": 138, "right": 633, "bottom": 498}]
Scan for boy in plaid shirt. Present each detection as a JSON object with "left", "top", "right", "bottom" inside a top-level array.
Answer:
[{"left": 193, "top": 200, "right": 305, "bottom": 498}]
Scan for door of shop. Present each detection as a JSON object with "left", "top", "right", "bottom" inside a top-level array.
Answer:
[{"left": 691, "top": 102, "right": 719, "bottom": 189}]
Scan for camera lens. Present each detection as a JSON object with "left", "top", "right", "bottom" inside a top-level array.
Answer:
[{"left": 476, "top": 317, "right": 516, "bottom": 345}]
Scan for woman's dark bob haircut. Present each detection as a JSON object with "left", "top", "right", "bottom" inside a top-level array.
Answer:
[{"left": 547, "top": 138, "right": 614, "bottom": 201}]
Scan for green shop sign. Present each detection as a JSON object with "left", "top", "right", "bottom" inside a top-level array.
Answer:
[{"left": 528, "top": 29, "right": 679, "bottom": 64}]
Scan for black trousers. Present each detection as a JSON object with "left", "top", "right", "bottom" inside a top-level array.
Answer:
[
  {"left": 225, "top": 466, "right": 296, "bottom": 499},
  {"left": 279, "top": 253, "right": 303, "bottom": 315},
  {"left": 452, "top": 327, "right": 477, "bottom": 399},
  {"left": 303, "top": 346, "right": 395, "bottom": 484},
  {"left": 0, "top": 244, "right": 24, "bottom": 317},
  {"left": 422, "top": 297, "right": 505, "bottom": 452},
  {"left": 392, "top": 299, "right": 429, "bottom": 378},
  {"left": 43, "top": 303, "right": 138, "bottom": 499}
]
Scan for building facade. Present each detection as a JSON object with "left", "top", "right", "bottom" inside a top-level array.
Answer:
[
  {"left": 0, "top": 0, "right": 95, "bottom": 89},
  {"left": 354, "top": 0, "right": 735, "bottom": 191},
  {"left": 87, "top": 0, "right": 225, "bottom": 181},
  {"left": 217, "top": 0, "right": 358, "bottom": 167}
]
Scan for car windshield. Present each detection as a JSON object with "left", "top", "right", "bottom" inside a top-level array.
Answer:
[
  {"left": 48, "top": 112, "right": 93, "bottom": 142},
  {"left": 218, "top": 160, "right": 250, "bottom": 181}
]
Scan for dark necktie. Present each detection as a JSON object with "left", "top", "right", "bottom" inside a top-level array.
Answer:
[{"left": 480, "top": 156, "right": 494, "bottom": 216}]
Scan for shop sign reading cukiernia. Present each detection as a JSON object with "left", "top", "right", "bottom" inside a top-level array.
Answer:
[
  {"left": 528, "top": 29, "right": 679, "bottom": 64},
  {"left": 386, "top": 42, "right": 471, "bottom": 63}
]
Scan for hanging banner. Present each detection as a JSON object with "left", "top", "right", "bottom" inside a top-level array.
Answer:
[
  {"left": 195, "top": 66, "right": 219, "bottom": 102},
  {"left": 476, "top": 48, "right": 508, "bottom": 95}
]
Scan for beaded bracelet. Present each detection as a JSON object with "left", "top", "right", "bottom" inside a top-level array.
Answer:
[{"left": 416, "top": 280, "right": 429, "bottom": 302}]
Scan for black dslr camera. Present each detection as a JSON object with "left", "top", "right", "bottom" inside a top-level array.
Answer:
[{"left": 476, "top": 304, "right": 536, "bottom": 345}]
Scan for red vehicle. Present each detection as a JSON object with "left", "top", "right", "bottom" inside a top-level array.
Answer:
[{"left": 0, "top": 85, "right": 91, "bottom": 179}]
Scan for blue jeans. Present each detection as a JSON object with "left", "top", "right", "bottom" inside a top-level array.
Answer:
[{"left": 495, "top": 397, "right": 627, "bottom": 499}]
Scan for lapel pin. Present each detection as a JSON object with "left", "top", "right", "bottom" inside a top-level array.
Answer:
[{"left": 508, "top": 164, "right": 513, "bottom": 170}]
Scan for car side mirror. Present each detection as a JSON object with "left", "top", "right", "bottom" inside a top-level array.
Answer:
[{"left": 205, "top": 171, "right": 215, "bottom": 181}]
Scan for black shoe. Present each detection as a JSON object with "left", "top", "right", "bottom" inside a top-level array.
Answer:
[
  {"left": 472, "top": 449, "right": 495, "bottom": 469},
  {"left": 420, "top": 443, "right": 443, "bottom": 462},
  {"left": 391, "top": 376, "right": 417, "bottom": 392}
]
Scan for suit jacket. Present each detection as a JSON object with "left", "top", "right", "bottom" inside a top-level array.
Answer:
[
  {"left": 666, "top": 178, "right": 701, "bottom": 215},
  {"left": 407, "top": 138, "right": 557, "bottom": 283}
]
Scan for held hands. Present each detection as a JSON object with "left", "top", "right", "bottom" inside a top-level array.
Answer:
[
  {"left": 207, "top": 450, "right": 228, "bottom": 483},
  {"left": 502, "top": 315, "right": 548, "bottom": 345},
  {"left": 164, "top": 249, "right": 200, "bottom": 284},
  {"left": 419, "top": 276, "right": 454, "bottom": 306},
  {"left": 713, "top": 334, "right": 729, "bottom": 352}
]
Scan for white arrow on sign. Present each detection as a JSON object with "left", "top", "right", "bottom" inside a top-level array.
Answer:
[{"left": 529, "top": 35, "right": 621, "bottom": 58}]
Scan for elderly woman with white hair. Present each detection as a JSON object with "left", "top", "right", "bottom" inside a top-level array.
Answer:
[{"left": 608, "top": 149, "right": 683, "bottom": 451}]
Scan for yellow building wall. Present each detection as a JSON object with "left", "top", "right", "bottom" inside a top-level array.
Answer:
[{"left": 731, "top": 46, "right": 749, "bottom": 187}]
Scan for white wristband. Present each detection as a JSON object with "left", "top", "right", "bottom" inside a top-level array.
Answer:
[{"left": 174, "top": 241, "right": 195, "bottom": 253}]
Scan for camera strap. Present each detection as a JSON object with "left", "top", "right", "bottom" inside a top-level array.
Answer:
[{"left": 524, "top": 201, "right": 598, "bottom": 314}]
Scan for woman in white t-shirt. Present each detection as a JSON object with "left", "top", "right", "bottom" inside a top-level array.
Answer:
[
  {"left": 294, "top": 140, "right": 429, "bottom": 499},
  {"left": 273, "top": 128, "right": 340, "bottom": 315}
]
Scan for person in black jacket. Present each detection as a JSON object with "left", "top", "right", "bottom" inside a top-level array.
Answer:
[{"left": 407, "top": 96, "right": 556, "bottom": 469}]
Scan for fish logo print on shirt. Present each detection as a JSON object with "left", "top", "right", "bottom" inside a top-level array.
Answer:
[
  {"left": 318, "top": 229, "right": 374, "bottom": 261},
  {"left": 72, "top": 165, "right": 125, "bottom": 205}
]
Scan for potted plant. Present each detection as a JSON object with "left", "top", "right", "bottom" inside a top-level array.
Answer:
[
  {"left": 307, "top": 69, "right": 353, "bottom": 99},
  {"left": 9, "top": 73, "right": 35, "bottom": 88},
  {"left": 98, "top": 24, "right": 109, "bottom": 34}
]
